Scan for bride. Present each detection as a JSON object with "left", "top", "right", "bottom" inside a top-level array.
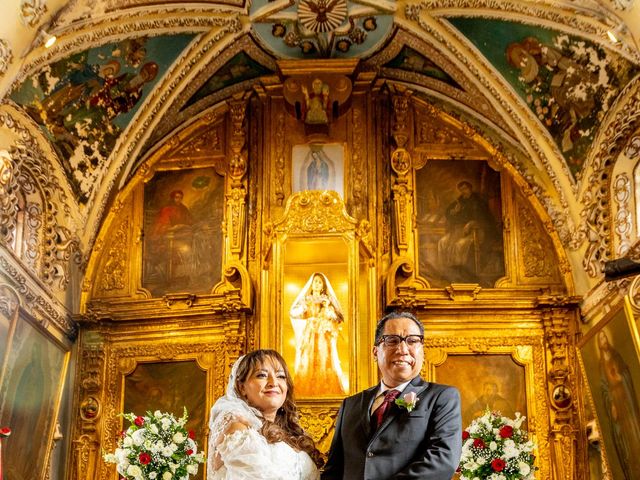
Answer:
[{"left": 207, "top": 349, "right": 320, "bottom": 479}]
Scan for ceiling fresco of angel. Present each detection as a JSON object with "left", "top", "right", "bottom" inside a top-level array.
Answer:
[
  {"left": 449, "top": 17, "right": 639, "bottom": 180},
  {"left": 9, "top": 34, "right": 195, "bottom": 204}
]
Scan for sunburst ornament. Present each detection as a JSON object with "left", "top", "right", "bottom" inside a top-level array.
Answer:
[{"left": 298, "top": 0, "right": 348, "bottom": 33}]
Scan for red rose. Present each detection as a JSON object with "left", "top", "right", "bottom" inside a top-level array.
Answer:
[
  {"left": 473, "top": 438, "right": 485, "bottom": 449},
  {"left": 499, "top": 425, "right": 514, "bottom": 438},
  {"left": 0, "top": 427, "right": 11, "bottom": 436},
  {"left": 134, "top": 416, "right": 145, "bottom": 427},
  {"left": 186, "top": 449, "right": 194, "bottom": 455},
  {"left": 188, "top": 430, "right": 196, "bottom": 440},
  {"left": 139, "top": 452, "right": 151, "bottom": 465},
  {"left": 491, "top": 458, "right": 506, "bottom": 471},
  {"left": 462, "top": 431, "right": 470, "bottom": 440}
]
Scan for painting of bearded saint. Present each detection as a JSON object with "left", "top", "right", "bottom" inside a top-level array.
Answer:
[
  {"left": 289, "top": 272, "right": 348, "bottom": 396},
  {"left": 597, "top": 329, "right": 640, "bottom": 479}
]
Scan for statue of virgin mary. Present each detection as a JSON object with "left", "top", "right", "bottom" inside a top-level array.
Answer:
[{"left": 289, "top": 272, "right": 348, "bottom": 396}]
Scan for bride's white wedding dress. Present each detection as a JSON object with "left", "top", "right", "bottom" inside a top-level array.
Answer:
[{"left": 209, "top": 416, "right": 318, "bottom": 480}]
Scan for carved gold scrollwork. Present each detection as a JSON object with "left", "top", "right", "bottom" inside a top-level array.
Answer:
[
  {"left": 385, "top": 257, "right": 428, "bottom": 307},
  {"left": 390, "top": 87, "right": 412, "bottom": 148},
  {"left": 297, "top": 404, "right": 340, "bottom": 455},
  {"left": 227, "top": 185, "right": 247, "bottom": 256},
  {"left": 444, "top": 283, "right": 482, "bottom": 301},
  {"left": 212, "top": 261, "right": 253, "bottom": 312},
  {"left": 542, "top": 309, "right": 579, "bottom": 480},
  {"left": 97, "top": 217, "right": 129, "bottom": 294},
  {"left": 163, "top": 293, "right": 196, "bottom": 309},
  {"left": 273, "top": 191, "right": 357, "bottom": 234},
  {"left": 226, "top": 95, "right": 250, "bottom": 260},
  {"left": 392, "top": 182, "right": 412, "bottom": 255}
]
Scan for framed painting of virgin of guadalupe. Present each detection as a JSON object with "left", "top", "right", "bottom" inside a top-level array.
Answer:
[{"left": 578, "top": 297, "right": 640, "bottom": 480}]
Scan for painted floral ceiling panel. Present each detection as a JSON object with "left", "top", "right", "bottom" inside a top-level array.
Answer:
[
  {"left": 449, "top": 17, "right": 638, "bottom": 180},
  {"left": 249, "top": 0, "right": 395, "bottom": 58},
  {"left": 10, "top": 34, "right": 195, "bottom": 204},
  {"left": 182, "top": 52, "right": 273, "bottom": 111}
]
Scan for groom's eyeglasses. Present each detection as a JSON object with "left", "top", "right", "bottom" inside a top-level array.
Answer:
[{"left": 377, "top": 335, "right": 424, "bottom": 348}]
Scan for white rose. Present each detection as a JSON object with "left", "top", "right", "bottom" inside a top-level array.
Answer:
[
  {"left": 126, "top": 465, "right": 142, "bottom": 477},
  {"left": 187, "top": 464, "right": 198, "bottom": 475},
  {"left": 519, "top": 461, "right": 531, "bottom": 475},
  {"left": 114, "top": 448, "right": 130, "bottom": 464},
  {"left": 149, "top": 474, "right": 157, "bottom": 479},
  {"left": 489, "top": 441, "right": 497, "bottom": 451},
  {"left": 163, "top": 472, "right": 172, "bottom": 480},
  {"left": 172, "top": 432, "right": 185, "bottom": 444},
  {"left": 162, "top": 418, "right": 171, "bottom": 430},
  {"left": 150, "top": 424, "right": 159, "bottom": 435},
  {"left": 170, "top": 462, "right": 178, "bottom": 472},
  {"left": 132, "top": 429, "right": 146, "bottom": 446},
  {"left": 123, "top": 436, "right": 133, "bottom": 447},
  {"left": 476, "top": 457, "right": 486, "bottom": 465},
  {"left": 162, "top": 446, "right": 174, "bottom": 457},
  {"left": 155, "top": 410, "right": 163, "bottom": 419}
]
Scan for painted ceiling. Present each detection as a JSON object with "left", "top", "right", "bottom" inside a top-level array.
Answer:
[{"left": 1, "top": 0, "right": 639, "bottom": 265}]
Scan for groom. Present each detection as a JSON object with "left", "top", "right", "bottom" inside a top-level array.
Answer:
[{"left": 322, "top": 311, "right": 462, "bottom": 479}]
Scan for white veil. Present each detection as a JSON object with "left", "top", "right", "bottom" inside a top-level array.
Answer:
[{"left": 207, "top": 355, "right": 263, "bottom": 476}]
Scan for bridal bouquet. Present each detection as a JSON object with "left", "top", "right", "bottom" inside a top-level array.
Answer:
[
  {"left": 458, "top": 410, "right": 536, "bottom": 480},
  {"left": 103, "top": 408, "right": 204, "bottom": 480}
]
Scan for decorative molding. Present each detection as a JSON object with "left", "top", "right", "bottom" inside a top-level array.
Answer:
[
  {"left": 0, "top": 39, "right": 12, "bottom": 76},
  {"left": 273, "top": 191, "right": 357, "bottom": 234},
  {"left": 612, "top": 172, "right": 632, "bottom": 257},
  {"left": 19, "top": 0, "right": 47, "bottom": 27},
  {"left": 0, "top": 252, "right": 76, "bottom": 338},
  {"left": 580, "top": 84, "right": 640, "bottom": 277}
]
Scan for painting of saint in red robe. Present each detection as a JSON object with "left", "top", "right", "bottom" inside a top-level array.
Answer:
[{"left": 143, "top": 168, "right": 224, "bottom": 296}]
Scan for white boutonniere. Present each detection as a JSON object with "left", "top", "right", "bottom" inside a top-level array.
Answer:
[{"left": 395, "top": 392, "right": 419, "bottom": 412}]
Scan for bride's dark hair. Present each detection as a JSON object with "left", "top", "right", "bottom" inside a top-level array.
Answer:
[{"left": 233, "top": 349, "right": 322, "bottom": 466}]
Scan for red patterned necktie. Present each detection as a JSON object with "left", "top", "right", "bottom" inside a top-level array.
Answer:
[{"left": 372, "top": 389, "right": 400, "bottom": 429}]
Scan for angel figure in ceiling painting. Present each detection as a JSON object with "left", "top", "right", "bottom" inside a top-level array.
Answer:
[{"left": 290, "top": 272, "right": 348, "bottom": 396}]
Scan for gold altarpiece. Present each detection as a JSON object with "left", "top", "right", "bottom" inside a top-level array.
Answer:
[{"left": 73, "top": 64, "right": 586, "bottom": 480}]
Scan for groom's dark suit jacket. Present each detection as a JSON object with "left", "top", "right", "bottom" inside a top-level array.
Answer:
[{"left": 322, "top": 376, "right": 462, "bottom": 480}]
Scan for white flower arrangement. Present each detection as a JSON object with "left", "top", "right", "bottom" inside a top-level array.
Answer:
[
  {"left": 458, "top": 410, "right": 537, "bottom": 480},
  {"left": 103, "top": 408, "right": 204, "bottom": 480}
]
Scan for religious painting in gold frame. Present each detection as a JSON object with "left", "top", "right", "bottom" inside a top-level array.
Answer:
[
  {"left": 415, "top": 159, "right": 504, "bottom": 287},
  {"left": 291, "top": 143, "right": 344, "bottom": 196},
  {"left": 123, "top": 360, "right": 207, "bottom": 480},
  {"left": 0, "top": 311, "right": 69, "bottom": 480},
  {"left": 282, "top": 236, "right": 350, "bottom": 398},
  {"left": 142, "top": 167, "right": 224, "bottom": 296},
  {"left": 435, "top": 354, "right": 527, "bottom": 429},
  {"left": 578, "top": 296, "right": 640, "bottom": 480}
]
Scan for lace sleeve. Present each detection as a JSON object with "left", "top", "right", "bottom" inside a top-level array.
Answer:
[
  {"left": 220, "top": 428, "right": 289, "bottom": 478},
  {"left": 210, "top": 425, "right": 289, "bottom": 479}
]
